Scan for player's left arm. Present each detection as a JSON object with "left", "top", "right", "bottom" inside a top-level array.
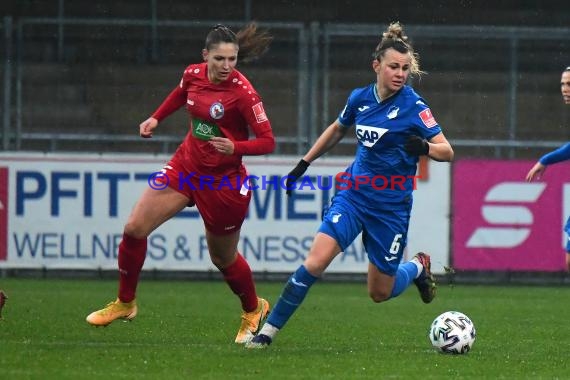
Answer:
[
  {"left": 426, "top": 132, "right": 454, "bottom": 162},
  {"left": 407, "top": 101, "right": 453, "bottom": 162},
  {"left": 232, "top": 96, "right": 276, "bottom": 156}
]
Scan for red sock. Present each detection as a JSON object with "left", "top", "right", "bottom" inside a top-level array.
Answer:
[
  {"left": 117, "top": 232, "right": 147, "bottom": 303},
  {"left": 221, "top": 253, "right": 258, "bottom": 312}
]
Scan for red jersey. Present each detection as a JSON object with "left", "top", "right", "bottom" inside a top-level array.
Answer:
[{"left": 152, "top": 62, "right": 275, "bottom": 177}]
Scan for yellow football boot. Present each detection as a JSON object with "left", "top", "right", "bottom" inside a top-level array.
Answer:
[
  {"left": 235, "top": 298, "right": 270, "bottom": 344},
  {"left": 86, "top": 298, "right": 137, "bottom": 327}
]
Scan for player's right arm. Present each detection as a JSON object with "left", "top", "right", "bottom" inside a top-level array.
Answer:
[
  {"left": 525, "top": 161, "right": 546, "bottom": 182},
  {"left": 139, "top": 116, "right": 159, "bottom": 138},
  {"left": 526, "top": 142, "right": 570, "bottom": 182},
  {"left": 538, "top": 142, "right": 570, "bottom": 166},
  {"left": 302, "top": 119, "right": 349, "bottom": 163},
  {"left": 285, "top": 92, "right": 355, "bottom": 195},
  {"left": 285, "top": 119, "right": 349, "bottom": 196},
  {"left": 302, "top": 91, "right": 357, "bottom": 163},
  {"left": 140, "top": 67, "right": 192, "bottom": 138},
  {"left": 139, "top": 86, "right": 186, "bottom": 139}
]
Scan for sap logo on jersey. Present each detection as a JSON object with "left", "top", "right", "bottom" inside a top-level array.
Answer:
[{"left": 355, "top": 125, "right": 388, "bottom": 147}]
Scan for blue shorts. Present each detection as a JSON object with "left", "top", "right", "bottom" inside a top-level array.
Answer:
[
  {"left": 318, "top": 192, "right": 412, "bottom": 276},
  {"left": 564, "top": 217, "right": 570, "bottom": 254}
]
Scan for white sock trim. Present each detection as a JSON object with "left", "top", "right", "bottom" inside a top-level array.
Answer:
[
  {"left": 411, "top": 258, "right": 423, "bottom": 279},
  {"left": 259, "top": 323, "right": 280, "bottom": 339}
]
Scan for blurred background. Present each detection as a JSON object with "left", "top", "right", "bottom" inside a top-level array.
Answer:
[
  {"left": 1, "top": 1, "right": 570, "bottom": 282},
  {"left": 2, "top": 5, "right": 570, "bottom": 375},
  {"left": 1, "top": 0, "right": 569, "bottom": 157}
]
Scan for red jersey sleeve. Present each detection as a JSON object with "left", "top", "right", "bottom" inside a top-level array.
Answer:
[
  {"left": 151, "top": 86, "right": 186, "bottom": 121},
  {"left": 233, "top": 96, "right": 275, "bottom": 156},
  {"left": 151, "top": 68, "right": 191, "bottom": 121}
]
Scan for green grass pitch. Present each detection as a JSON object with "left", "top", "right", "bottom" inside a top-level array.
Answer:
[{"left": 0, "top": 277, "right": 569, "bottom": 379}]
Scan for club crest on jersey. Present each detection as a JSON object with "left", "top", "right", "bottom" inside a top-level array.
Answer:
[
  {"left": 209, "top": 102, "right": 224, "bottom": 120},
  {"left": 387, "top": 106, "right": 399, "bottom": 119},
  {"left": 355, "top": 125, "right": 388, "bottom": 147}
]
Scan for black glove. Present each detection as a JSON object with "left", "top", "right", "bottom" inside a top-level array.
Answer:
[
  {"left": 405, "top": 135, "right": 429, "bottom": 156},
  {"left": 285, "top": 159, "right": 310, "bottom": 196}
]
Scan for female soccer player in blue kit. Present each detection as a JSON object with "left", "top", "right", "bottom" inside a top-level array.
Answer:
[
  {"left": 525, "top": 66, "right": 570, "bottom": 271},
  {"left": 246, "top": 22, "right": 454, "bottom": 348}
]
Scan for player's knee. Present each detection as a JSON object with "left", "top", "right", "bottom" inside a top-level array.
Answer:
[
  {"left": 123, "top": 222, "right": 148, "bottom": 239},
  {"left": 210, "top": 252, "right": 237, "bottom": 270},
  {"left": 368, "top": 289, "right": 390, "bottom": 303}
]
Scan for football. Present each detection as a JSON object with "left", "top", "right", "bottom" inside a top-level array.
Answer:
[{"left": 429, "top": 311, "right": 476, "bottom": 354}]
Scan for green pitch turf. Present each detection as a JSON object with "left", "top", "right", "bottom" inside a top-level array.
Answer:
[{"left": 0, "top": 278, "right": 569, "bottom": 379}]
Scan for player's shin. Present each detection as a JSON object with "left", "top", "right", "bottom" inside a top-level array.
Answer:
[
  {"left": 389, "top": 261, "right": 418, "bottom": 298},
  {"left": 117, "top": 233, "right": 148, "bottom": 302},
  {"left": 265, "top": 265, "right": 318, "bottom": 330}
]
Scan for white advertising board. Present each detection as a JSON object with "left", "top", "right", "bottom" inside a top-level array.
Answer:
[{"left": 0, "top": 153, "right": 450, "bottom": 274}]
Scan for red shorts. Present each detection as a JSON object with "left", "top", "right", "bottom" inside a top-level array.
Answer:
[{"left": 163, "top": 152, "right": 251, "bottom": 235}]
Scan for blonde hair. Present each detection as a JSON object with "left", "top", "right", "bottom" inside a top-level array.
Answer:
[{"left": 373, "top": 22, "right": 424, "bottom": 77}]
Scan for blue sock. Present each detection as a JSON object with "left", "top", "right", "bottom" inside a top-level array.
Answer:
[
  {"left": 266, "top": 265, "right": 318, "bottom": 329},
  {"left": 389, "top": 261, "right": 419, "bottom": 298}
]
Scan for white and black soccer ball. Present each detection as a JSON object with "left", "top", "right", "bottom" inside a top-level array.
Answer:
[{"left": 429, "top": 311, "right": 476, "bottom": 354}]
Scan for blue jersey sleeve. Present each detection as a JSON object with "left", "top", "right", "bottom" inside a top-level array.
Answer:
[
  {"left": 539, "top": 143, "right": 570, "bottom": 165},
  {"left": 410, "top": 99, "right": 442, "bottom": 140},
  {"left": 337, "top": 90, "right": 358, "bottom": 128}
]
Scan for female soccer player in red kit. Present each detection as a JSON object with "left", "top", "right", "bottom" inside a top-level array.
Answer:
[{"left": 86, "top": 23, "right": 275, "bottom": 344}]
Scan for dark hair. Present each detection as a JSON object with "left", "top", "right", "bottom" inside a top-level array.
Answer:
[
  {"left": 204, "top": 22, "right": 272, "bottom": 63},
  {"left": 373, "top": 22, "right": 423, "bottom": 76},
  {"left": 565, "top": 66, "right": 570, "bottom": 72}
]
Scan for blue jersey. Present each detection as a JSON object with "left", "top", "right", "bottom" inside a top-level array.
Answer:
[
  {"left": 539, "top": 142, "right": 570, "bottom": 165},
  {"left": 337, "top": 84, "right": 442, "bottom": 207}
]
